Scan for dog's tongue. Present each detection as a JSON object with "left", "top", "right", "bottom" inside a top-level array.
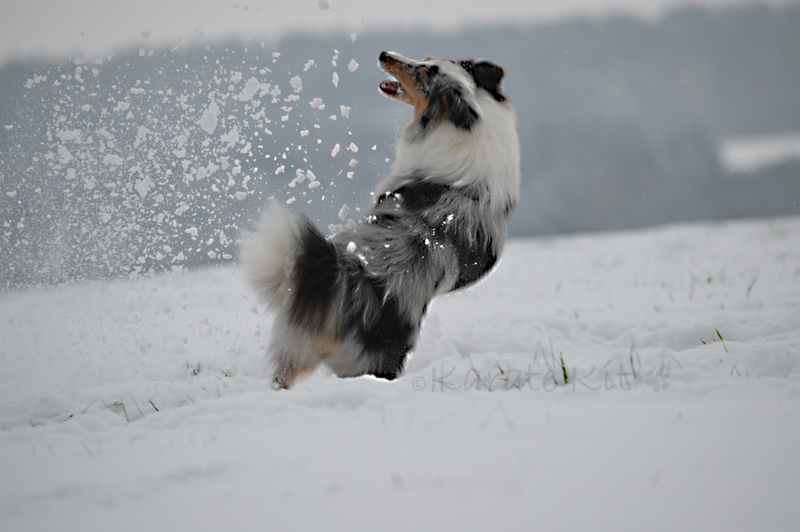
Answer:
[{"left": 380, "top": 79, "right": 403, "bottom": 95}]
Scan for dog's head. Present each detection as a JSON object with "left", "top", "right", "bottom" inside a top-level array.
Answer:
[{"left": 379, "top": 51, "right": 506, "bottom": 133}]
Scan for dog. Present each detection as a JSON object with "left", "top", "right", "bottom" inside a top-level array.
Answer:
[{"left": 241, "top": 51, "right": 520, "bottom": 388}]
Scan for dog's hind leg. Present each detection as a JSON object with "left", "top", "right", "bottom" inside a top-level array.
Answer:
[
  {"left": 268, "top": 321, "right": 338, "bottom": 388},
  {"left": 272, "top": 358, "right": 320, "bottom": 389}
]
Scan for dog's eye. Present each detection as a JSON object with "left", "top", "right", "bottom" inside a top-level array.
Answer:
[{"left": 427, "top": 65, "right": 439, "bottom": 77}]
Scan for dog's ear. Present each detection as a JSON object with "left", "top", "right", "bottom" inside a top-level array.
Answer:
[{"left": 461, "top": 60, "right": 506, "bottom": 102}]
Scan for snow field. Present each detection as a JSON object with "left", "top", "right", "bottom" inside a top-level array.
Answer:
[{"left": 1, "top": 216, "right": 800, "bottom": 531}]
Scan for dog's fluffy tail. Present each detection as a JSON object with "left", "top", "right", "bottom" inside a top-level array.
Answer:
[{"left": 240, "top": 201, "right": 310, "bottom": 309}]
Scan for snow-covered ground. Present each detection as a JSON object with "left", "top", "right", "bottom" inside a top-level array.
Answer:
[{"left": 2, "top": 216, "right": 799, "bottom": 531}]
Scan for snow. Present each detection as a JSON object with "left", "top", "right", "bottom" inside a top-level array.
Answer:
[
  {"left": 102, "top": 154, "right": 124, "bottom": 166},
  {"left": 134, "top": 176, "right": 152, "bottom": 198},
  {"left": 219, "top": 126, "right": 240, "bottom": 148},
  {"left": 236, "top": 77, "right": 270, "bottom": 102},
  {"left": 309, "top": 97, "right": 325, "bottom": 110},
  {"left": 289, "top": 76, "right": 303, "bottom": 93},
  {"left": 718, "top": 131, "right": 800, "bottom": 174},
  {"left": 6, "top": 39, "right": 372, "bottom": 288},
  {"left": 2, "top": 216, "right": 800, "bottom": 531},
  {"left": 56, "top": 129, "right": 81, "bottom": 142}
]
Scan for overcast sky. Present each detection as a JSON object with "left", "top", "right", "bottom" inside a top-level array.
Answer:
[{"left": 0, "top": 0, "right": 795, "bottom": 65}]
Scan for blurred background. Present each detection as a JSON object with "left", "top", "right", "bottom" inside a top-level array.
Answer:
[{"left": 2, "top": 0, "right": 799, "bottom": 290}]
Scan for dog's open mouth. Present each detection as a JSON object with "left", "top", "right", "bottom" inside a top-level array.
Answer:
[
  {"left": 379, "top": 52, "right": 419, "bottom": 107},
  {"left": 380, "top": 77, "right": 405, "bottom": 97}
]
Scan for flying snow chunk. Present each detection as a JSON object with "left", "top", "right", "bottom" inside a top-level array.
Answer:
[
  {"left": 349, "top": 158, "right": 358, "bottom": 167},
  {"left": 58, "top": 145, "right": 73, "bottom": 164},
  {"left": 57, "top": 129, "right": 82, "bottom": 142},
  {"left": 103, "top": 154, "right": 124, "bottom": 166},
  {"left": 331, "top": 144, "right": 340, "bottom": 157},
  {"left": 238, "top": 77, "right": 269, "bottom": 101},
  {"left": 309, "top": 98, "right": 325, "bottom": 110},
  {"left": 332, "top": 72, "right": 339, "bottom": 87},
  {"left": 348, "top": 60, "right": 359, "bottom": 72},
  {"left": 134, "top": 177, "right": 152, "bottom": 198},
  {"left": 235, "top": 191, "right": 248, "bottom": 201},
  {"left": 338, "top": 204, "right": 350, "bottom": 220},
  {"left": 340, "top": 105, "right": 351, "bottom": 118},
  {"left": 185, "top": 227, "right": 198, "bottom": 237},
  {"left": 349, "top": 142, "right": 358, "bottom": 153},
  {"left": 130, "top": 87, "right": 145, "bottom": 95},
  {"left": 303, "top": 59, "right": 315, "bottom": 72},
  {"left": 25, "top": 75, "right": 46, "bottom": 89},
  {"left": 346, "top": 241, "right": 356, "bottom": 253},
  {"left": 351, "top": 33, "right": 357, "bottom": 43},
  {"left": 290, "top": 76, "right": 303, "bottom": 93},
  {"left": 198, "top": 102, "right": 219, "bottom": 134},
  {"left": 220, "top": 126, "right": 240, "bottom": 148}
]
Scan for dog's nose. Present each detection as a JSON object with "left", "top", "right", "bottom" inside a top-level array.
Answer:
[{"left": 379, "top": 51, "right": 389, "bottom": 63}]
